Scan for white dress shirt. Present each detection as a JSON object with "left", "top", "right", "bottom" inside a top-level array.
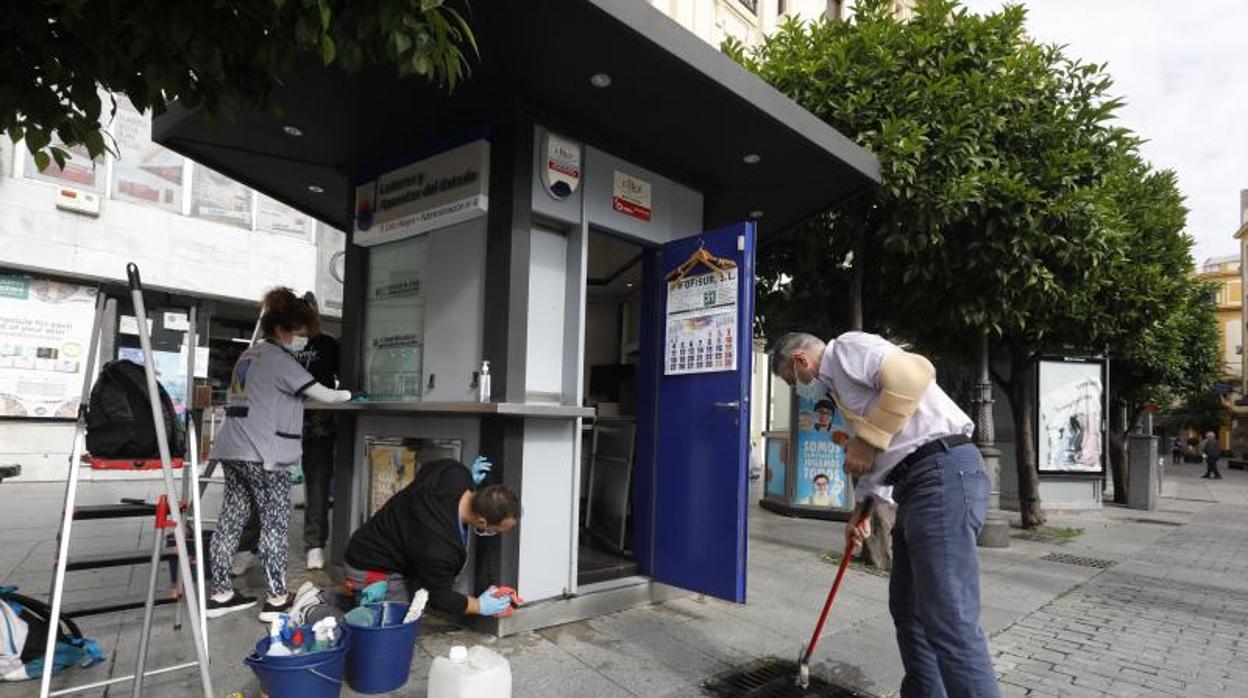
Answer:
[{"left": 817, "top": 332, "right": 974, "bottom": 504}]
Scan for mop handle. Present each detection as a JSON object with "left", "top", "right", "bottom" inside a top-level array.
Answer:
[{"left": 802, "top": 500, "right": 873, "bottom": 664}]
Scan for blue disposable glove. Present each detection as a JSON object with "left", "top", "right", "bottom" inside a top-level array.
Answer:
[
  {"left": 359, "top": 581, "right": 388, "bottom": 606},
  {"left": 470, "top": 456, "right": 492, "bottom": 486},
  {"left": 350, "top": 391, "right": 372, "bottom": 403},
  {"left": 476, "top": 586, "right": 511, "bottom": 617}
]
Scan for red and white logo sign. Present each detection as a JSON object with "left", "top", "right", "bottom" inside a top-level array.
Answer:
[
  {"left": 541, "top": 132, "right": 581, "bottom": 201},
  {"left": 612, "top": 170, "right": 652, "bottom": 222}
]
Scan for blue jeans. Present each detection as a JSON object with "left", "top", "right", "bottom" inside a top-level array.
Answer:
[{"left": 889, "top": 443, "right": 999, "bottom": 697}]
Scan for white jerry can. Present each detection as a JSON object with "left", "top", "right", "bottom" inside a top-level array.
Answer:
[{"left": 428, "top": 645, "right": 512, "bottom": 698}]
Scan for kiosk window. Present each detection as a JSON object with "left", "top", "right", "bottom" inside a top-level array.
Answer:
[{"left": 364, "top": 236, "right": 426, "bottom": 400}]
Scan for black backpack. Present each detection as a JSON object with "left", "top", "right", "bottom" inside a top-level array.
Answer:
[{"left": 86, "top": 359, "right": 186, "bottom": 459}]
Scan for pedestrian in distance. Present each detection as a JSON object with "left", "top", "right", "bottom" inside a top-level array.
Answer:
[
  {"left": 771, "top": 331, "right": 999, "bottom": 698},
  {"left": 1202, "top": 431, "right": 1223, "bottom": 480},
  {"left": 1171, "top": 437, "right": 1183, "bottom": 465},
  {"left": 205, "top": 288, "right": 352, "bottom": 622}
]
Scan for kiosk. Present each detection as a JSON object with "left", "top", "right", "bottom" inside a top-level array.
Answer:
[{"left": 154, "top": 0, "right": 879, "bottom": 634}]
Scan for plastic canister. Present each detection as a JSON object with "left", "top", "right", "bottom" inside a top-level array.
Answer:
[{"left": 427, "top": 645, "right": 511, "bottom": 698}]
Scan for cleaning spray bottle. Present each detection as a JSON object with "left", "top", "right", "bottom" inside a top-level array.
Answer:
[
  {"left": 403, "top": 588, "right": 430, "bottom": 624},
  {"left": 265, "top": 615, "right": 293, "bottom": 657}
]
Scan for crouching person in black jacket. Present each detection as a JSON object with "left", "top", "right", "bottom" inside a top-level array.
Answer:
[{"left": 344, "top": 458, "right": 523, "bottom": 617}]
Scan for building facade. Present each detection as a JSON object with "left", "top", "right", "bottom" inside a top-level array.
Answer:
[
  {"left": 0, "top": 109, "right": 345, "bottom": 480},
  {"left": 648, "top": 0, "right": 914, "bottom": 49},
  {"left": 1196, "top": 254, "right": 1243, "bottom": 382}
]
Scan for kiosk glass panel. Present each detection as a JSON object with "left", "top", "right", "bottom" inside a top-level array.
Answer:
[{"left": 364, "top": 236, "right": 427, "bottom": 400}]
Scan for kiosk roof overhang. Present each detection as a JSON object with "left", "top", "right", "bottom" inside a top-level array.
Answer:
[{"left": 153, "top": 0, "right": 880, "bottom": 238}]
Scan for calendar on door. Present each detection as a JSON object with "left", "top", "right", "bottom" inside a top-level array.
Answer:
[{"left": 665, "top": 268, "right": 737, "bottom": 375}]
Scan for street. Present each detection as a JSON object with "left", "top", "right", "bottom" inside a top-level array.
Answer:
[{"left": 1, "top": 463, "right": 1244, "bottom": 697}]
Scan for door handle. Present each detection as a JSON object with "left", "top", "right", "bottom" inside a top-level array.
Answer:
[{"left": 713, "top": 401, "right": 741, "bottom": 410}]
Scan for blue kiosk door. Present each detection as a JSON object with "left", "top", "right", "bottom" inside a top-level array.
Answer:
[{"left": 636, "top": 222, "right": 755, "bottom": 603}]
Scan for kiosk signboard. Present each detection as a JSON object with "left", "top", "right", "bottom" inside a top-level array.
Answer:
[{"left": 353, "top": 139, "right": 490, "bottom": 247}]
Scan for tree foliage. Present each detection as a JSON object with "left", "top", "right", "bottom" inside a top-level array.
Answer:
[
  {"left": 0, "top": 0, "right": 476, "bottom": 171},
  {"left": 730, "top": 0, "right": 1214, "bottom": 526}
]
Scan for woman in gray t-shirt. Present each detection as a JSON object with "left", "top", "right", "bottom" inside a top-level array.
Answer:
[{"left": 205, "top": 288, "right": 351, "bottom": 621}]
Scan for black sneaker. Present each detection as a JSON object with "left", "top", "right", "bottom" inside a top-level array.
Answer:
[
  {"left": 258, "top": 593, "right": 294, "bottom": 623},
  {"left": 206, "top": 591, "right": 257, "bottom": 619}
]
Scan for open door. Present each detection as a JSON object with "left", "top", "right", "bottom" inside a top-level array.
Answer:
[{"left": 634, "top": 221, "right": 755, "bottom": 603}]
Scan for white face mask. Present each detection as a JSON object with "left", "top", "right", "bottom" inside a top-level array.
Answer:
[
  {"left": 795, "top": 379, "right": 827, "bottom": 403},
  {"left": 285, "top": 336, "right": 309, "bottom": 353}
]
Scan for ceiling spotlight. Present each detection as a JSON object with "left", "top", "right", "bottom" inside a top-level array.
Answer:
[
  {"left": 282, "top": 125, "right": 303, "bottom": 137},
  {"left": 307, "top": 184, "right": 325, "bottom": 194},
  {"left": 749, "top": 210, "right": 764, "bottom": 219},
  {"left": 743, "top": 153, "right": 761, "bottom": 164},
  {"left": 590, "top": 73, "right": 612, "bottom": 88}
]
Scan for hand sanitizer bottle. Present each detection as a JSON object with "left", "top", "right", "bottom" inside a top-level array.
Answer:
[{"left": 478, "top": 361, "right": 491, "bottom": 403}]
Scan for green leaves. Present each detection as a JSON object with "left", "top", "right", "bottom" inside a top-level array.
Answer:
[{"left": 2, "top": 0, "right": 479, "bottom": 165}]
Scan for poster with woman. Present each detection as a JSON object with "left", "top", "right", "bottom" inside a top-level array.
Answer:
[
  {"left": 1037, "top": 359, "right": 1105, "bottom": 474},
  {"left": 794, "top": 394, "right": 853, "bottom": 511}
]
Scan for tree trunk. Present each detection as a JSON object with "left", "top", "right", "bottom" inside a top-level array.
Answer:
[
  {"left": 1008, "top": 343, "right": 1047, "bottom": 528},
  {"left": 846, "top": 222, "right": 893, "bottom": 570},
  {"left": 849, "top": 225, "right": 864, "bottom": 333},
  {"left": 1107, "top": 400, "right": 1129, "bottom": 505},
  {"left": 1107, "top": 402, "right": 1146, "bottom": 505}
]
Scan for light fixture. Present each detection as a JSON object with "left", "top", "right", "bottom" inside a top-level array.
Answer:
[
  {"left": 589, "top": 73, "right": 612, "bottom": 88},
  {"left": 742, "top": 153, "right": 761, "bottom": 164},
  {"left": 307, "top": 184, "right": 325, "bottom": 194},
  {"left": 749, "top": 210, "right": 764, "bottom": 219},
  {"left": 626, "top": 282, "right": 635, "bottom": 288},
  {"left": 282, "top": 125, "right": 303, "bottom": 137}
]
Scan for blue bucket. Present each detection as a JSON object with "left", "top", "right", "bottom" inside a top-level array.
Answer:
[
  {"left": 344, "top": 602, "right": 421, "bottom": 694},
  {"left": 244, "top": 625, "right": 350, "bottom": 698}
]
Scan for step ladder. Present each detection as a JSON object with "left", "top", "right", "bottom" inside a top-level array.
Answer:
[{"left": 40, "top": 264, "right": 213, "bottom": 698}]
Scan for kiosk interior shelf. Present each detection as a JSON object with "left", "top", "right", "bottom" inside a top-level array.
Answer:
[{"left": 305, "top": 401, "right": 596, "bottom": 419}]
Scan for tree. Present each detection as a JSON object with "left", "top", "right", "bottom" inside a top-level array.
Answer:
[
  {"left": 1081, "top": 160, "right": 1219, "bottom": 502},
  {"left": 0, "top": 0, "right": 476, "bottom": 171},
  {"left": 730, "top": 0, "right": 1140, "bottom": 527}
]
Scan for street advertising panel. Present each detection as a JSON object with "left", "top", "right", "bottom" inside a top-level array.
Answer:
[
  {"left": 793, "top": 393, "right": 853, "bottom": 511},
  {"left": 1037, "top": 358, "right": 1106, "bottom": 475},
  {"left": 0, "top": 275, "right": 98, "bottom": 418}
]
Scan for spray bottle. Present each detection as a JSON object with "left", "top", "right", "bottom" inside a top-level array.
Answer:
[
  {"left": 265, "top": 616, "right": 293, "bottom": 657},
  {"left": 402, "top": 588, "right": 430, "bottom": 624}
]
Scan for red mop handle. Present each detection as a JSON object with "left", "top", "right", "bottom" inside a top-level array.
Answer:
[{"left": 803, "top": 501, "right": 873, "bottom": 663}]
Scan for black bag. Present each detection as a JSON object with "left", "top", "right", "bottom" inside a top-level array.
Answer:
[{"left": 86, "top": 359, "right": 186, "bottom": 459}]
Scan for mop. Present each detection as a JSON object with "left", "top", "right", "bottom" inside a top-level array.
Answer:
[{"left": 796, "top": 501, "right": 873, "bottom": 689}]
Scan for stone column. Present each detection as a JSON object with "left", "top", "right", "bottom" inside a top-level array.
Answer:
[{"left": 976, "top": 334, "right": 1011, "bottom": 548}]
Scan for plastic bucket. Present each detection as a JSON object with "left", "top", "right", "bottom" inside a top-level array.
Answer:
[
  {"left": 244, "top": 625, "right": 350, "bottom": 698},
  {"left": 344, "top": 602, "right": 422, "bottom": 694}
]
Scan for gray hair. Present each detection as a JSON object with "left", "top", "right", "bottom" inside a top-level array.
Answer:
[{"left": 768, "top": 332, "right": 824, "bottom": 375}]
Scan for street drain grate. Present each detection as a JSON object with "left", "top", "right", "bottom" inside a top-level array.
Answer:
[
  {"left": 1132, "top": 518, "right": 1182, "bottom": 527},
  {"left": 703, "top": 658, "right": 869, "bottom": 697},
  {"left": 1040, "top": 552, "right": 1116, "bottom": 569}
]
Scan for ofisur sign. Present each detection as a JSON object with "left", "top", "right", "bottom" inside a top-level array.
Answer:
[{"left": 353, "top": 139, "right": 490, "bottom": 247}]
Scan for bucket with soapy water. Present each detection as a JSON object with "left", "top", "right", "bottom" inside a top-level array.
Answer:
[
  {"left": 243, "top": 625, "right": 351, "bottom": 698},
  {"left": 344, "top": 601, "right": 422, "bottom": 694}
]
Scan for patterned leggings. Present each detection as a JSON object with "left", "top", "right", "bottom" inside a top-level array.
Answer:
[{"left": 209, "top": 460, "right": 292, "bottom": 597}]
